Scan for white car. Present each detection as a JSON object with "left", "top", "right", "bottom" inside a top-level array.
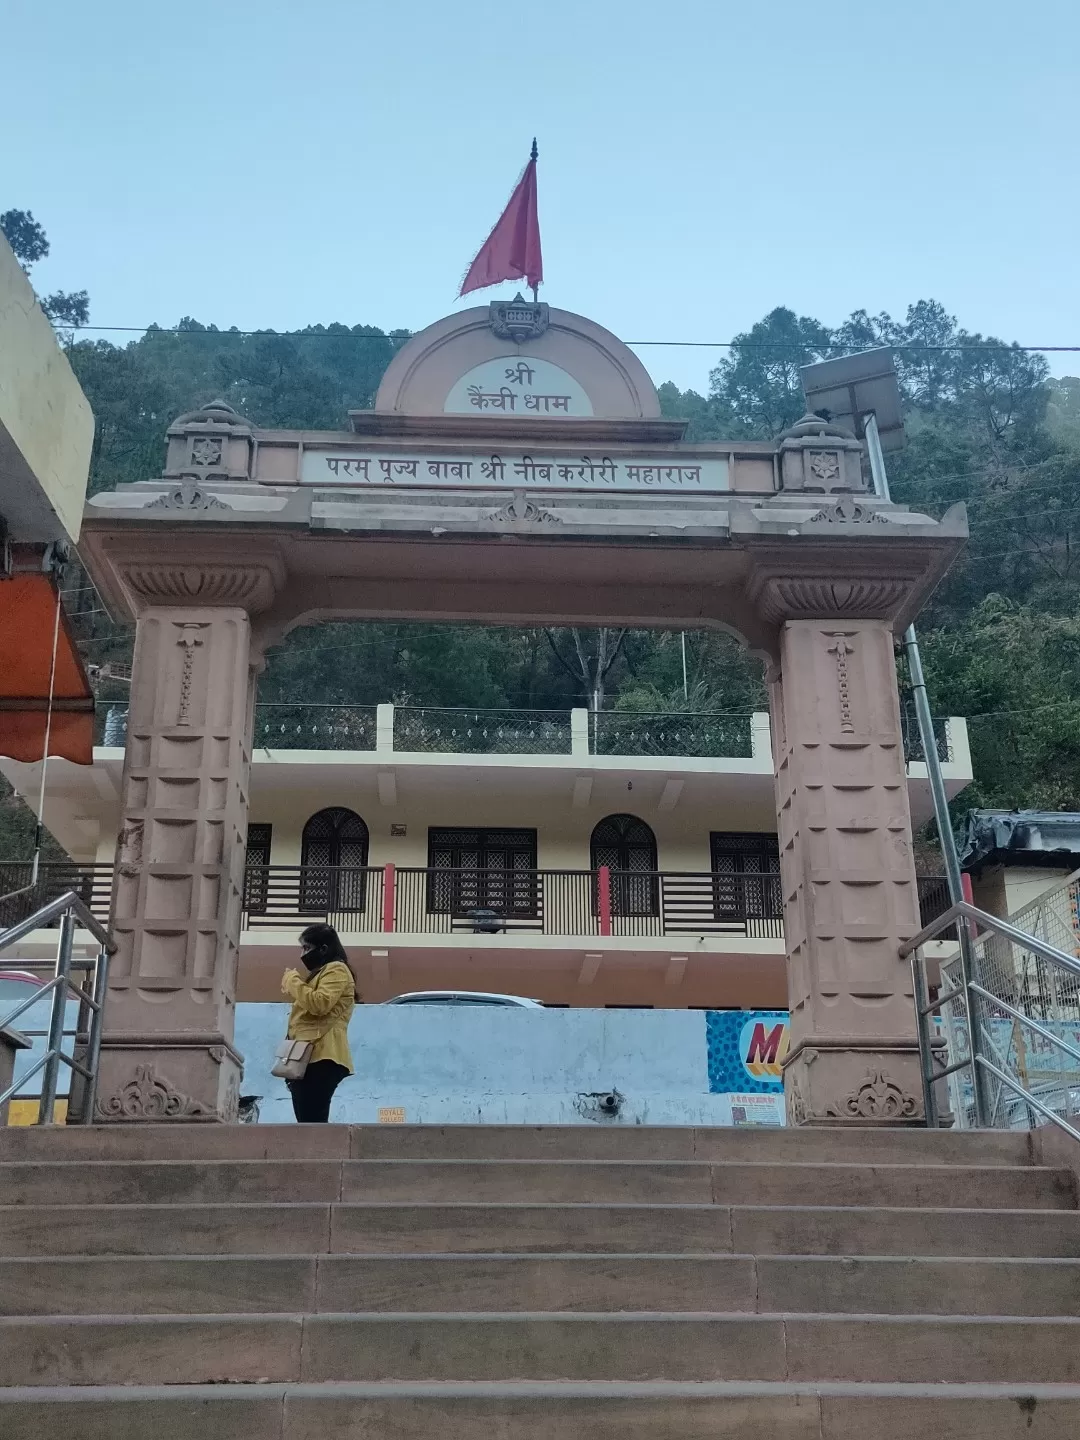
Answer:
[{"left": 382, "top": 991, "right": 545, "bottom": 1008}]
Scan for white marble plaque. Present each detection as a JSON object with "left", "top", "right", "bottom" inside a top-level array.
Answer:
[
  {"left": 301, "top": 449, "right": 728, "bottom": 492},
  {"left": 443, "top": 356, "right": 593, "bottom": 417}
]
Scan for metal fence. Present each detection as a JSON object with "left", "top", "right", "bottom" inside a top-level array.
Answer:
[
  {"left": 253, "top": 704, "right": 378, "bottom": 751},
  {"left": 900, "top": 708, "right": 952, "bottom": 763},
  {"left": 591, "top": 711, "right": 754, "bottom": 759},
  {"left": 394, "top": 707, "right": 572, "bottom": 754},
  {"left": 905, "top": 900, "right": 1080, "bottom": 1140},
  {"left": 0, "top": 891, "right": 114, "bottom": 1125},
  {"left": 916, "top": 875, "right": 955, "bottom": 935},
  {"left": 93, "top": 700, "right": 952, "bottom": 767}
]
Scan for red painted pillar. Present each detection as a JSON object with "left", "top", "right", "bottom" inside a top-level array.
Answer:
[
  {"left": 382, "top": 863, "right": 396, "bottom": 933},
  {"left": 598, "top": 865, "right": 612, "bottom": 937},
  {"left": 961, "top": 872, "right": 974, "bottom": 905}
]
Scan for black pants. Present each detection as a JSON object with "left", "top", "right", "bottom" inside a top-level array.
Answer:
[{"left": 287, "top": 1060, "right": 349, "bottom": 1123}]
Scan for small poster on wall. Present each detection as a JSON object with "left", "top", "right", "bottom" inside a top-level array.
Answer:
[{"left": 706, "top": 1010, "right": 789, "bottom": 1125}]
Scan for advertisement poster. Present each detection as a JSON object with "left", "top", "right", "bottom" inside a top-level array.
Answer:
[{"left": 706, "top": 1010, "right": 789, "bottom": 1125}]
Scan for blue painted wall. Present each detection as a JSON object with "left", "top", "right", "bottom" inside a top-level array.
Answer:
[{"left": 235, "top": 1004, "right": 790, "bottom": 1126}]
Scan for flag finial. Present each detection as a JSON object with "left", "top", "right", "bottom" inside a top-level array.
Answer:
[{"left": 531, "top": 137, "right": 538, "bottom": 162}]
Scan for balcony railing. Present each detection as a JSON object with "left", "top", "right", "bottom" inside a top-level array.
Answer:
[
  {"left": 253, "top": 704, "right": 378, "bottom": 751},
  {"left": 901, "top": 709, "right": 952, "bottom": 763},
  {"left": 95, "top": 701, "right": 953, "bottom": 766},
  {"left": 591, "top": 711, "right": 752, "bottom": 759},
  {"left": 242, "top": 865, "right": 783, "bottom": 940},
  {"left": 0, "top": 864, "right": 113, "bottom": 931},
  {"left": 394, "top": 707, "right": 572, "bottom": 755},
  {"left": 0, "top": 862, "right": 959, "bottom": 948}
]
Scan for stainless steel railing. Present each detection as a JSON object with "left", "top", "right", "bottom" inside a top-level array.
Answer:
[
  {"left": 0, "top": 891, "right": 114, "bottom": 1125},
  {"left": 902, "top": 900, "right": 1080, "bottom": 1142}
]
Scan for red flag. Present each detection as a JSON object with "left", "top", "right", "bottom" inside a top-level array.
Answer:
[{"left": 459, "top": 141, "right": 543, "bottom": 298}]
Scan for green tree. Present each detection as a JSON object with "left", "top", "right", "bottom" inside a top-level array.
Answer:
[{"left": 0, "top": 207, "right": 89, "bottom": 329}]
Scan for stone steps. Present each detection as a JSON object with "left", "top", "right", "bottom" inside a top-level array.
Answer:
[
  {"left": 5, "top": 1199, "right": 1080, "bottom": 1257},
  {"left": 6, "top": 1311, "right": 1080, "bottom": 1387},
  {"left": 6, "top": 1251, "right": 1080, "bottom": 1317},
  {"left": 4, "top": 1381, "right": 1080, "bottom": 1440},
  {"left": 0, "top": 1156, "right": 1069, "bottom": 1208},
  {"left": 0, "top": 1121, "right": 1038, "bottom": 1165},
  {"left": 1, "top": 1123, "right": 1076, "bottom": 1434}
]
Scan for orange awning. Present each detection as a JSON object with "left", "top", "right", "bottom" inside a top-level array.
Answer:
[{"left": 0, "top": 575, "right": 95, "bottom": 765}]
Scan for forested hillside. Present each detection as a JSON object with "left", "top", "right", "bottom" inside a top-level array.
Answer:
[{"left": 5, "top": 274, "right": 1080, "bottom": 856}]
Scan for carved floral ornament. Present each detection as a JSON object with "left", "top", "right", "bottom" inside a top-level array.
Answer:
[
  {"left": 807, "top": 451, "right": 841, "bottom": 484},
  {"left": 807, "top": 495, "right": 890, "bottom": 526},
  {"left": 96, "top": 1064, "right": 213, "bottom": 1121},
  {"left": 786, "top": 1067, "right": 922, "bottom": 1125},
  {"left": 145, "top": 480, "right": 231, "bottom": 512},
  {"left": 190, "top": 437, "right": 224, "bottom": 468},
  {"left": 487, "top": 494, "right": 563, "bottom": 527},
  {"left": 829, "top": 1070, "right": 921, "bottom": 1121}
]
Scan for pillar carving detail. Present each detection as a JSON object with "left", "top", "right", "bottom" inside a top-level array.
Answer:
[
  {"left": 97, "top": 604, "right": 256, "bottom": 1122},
  {"left": 770, "top": 618, "right": 924, "bottom": 1125}
]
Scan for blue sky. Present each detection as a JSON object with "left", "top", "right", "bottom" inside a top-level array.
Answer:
[{"left": 6, "top": 0, "right": 1077, "bottom": 392}]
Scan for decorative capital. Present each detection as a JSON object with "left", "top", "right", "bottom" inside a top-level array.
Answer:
[
  {"left": 748, "top": 571, "right": 913, "bottom": 624},
  {"left": 119, "top": 559, "right": 283, "bottom": 613}
]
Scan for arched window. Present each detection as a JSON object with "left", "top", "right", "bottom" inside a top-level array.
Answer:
[
  {"left": 299, "top": 807, "right": 369, "bottom": 915},
  {"left": 590, "top": 814, "right": 659, "bottom": 917}
]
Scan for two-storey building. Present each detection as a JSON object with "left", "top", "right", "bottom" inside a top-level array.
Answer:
[{"left": 0, "top": 700, "right": 972, "bottom": 1010}]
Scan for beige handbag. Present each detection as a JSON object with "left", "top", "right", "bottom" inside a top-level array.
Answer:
[{"left": 272, "top": 1038, "right": 313, "bottom": 1080}]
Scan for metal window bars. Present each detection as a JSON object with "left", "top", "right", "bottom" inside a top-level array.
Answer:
[
  {"left": 0, "top": 891, "right": 114, "bottom": 1125},
  {"left": 903, "top": 899, "right": 1080, "bottom": 1143}
]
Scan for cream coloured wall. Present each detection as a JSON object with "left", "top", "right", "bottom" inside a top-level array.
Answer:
[
  {"left": 1003, "top": 867, "right": 1074, "bottom": 917},
  {"left": 0, "top": 235, "right": 94, "bottom": 543},
  {"left": 249, "top": 771, "right": 778, "bottom": 874}
]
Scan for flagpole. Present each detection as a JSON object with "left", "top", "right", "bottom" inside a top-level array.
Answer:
[{"left": 530, "top": 138, "right": 539, "bottom": 303}]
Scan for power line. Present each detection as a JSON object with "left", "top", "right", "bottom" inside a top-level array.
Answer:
[{"left": 61, "top": 323, "right": 1080, "bottom": 355}]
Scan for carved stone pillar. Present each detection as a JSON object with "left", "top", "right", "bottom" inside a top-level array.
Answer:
[
  {"left": 96, "top": 598, "right": 259, "bottom": 1122},
  {"left": 769, "top": 617, "right": 924, "bottom": 1125}
]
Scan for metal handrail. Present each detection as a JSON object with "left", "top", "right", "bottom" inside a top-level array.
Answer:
[
  {"left": 0, "top": 890, "right": 112, "bottom": 951},
  {"left": 0, "top": 890, "right": 114, "bottom": 1125},
  {"left": 906, "top": 897, "right": 1080, "bottom": 1141},
  {"left": 902, "top": 899, "right": 1080, "bottom": 976}
]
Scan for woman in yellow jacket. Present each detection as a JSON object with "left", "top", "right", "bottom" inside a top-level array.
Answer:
[{"left": 281, "top": 923, "right": 358, "bottom": 1123}]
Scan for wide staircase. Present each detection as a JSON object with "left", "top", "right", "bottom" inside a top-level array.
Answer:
[{"left": 1, "top": 1122, "right": 1079, "bottom": 1437}]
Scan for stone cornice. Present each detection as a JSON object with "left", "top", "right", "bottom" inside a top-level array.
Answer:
[{"left": 78, "top": 489, "right": 966, "bottom": 642}]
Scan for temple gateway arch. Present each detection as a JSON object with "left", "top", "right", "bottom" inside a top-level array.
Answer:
[{"left": 79, "top": 300, "right": 966, "bottom": 1124}]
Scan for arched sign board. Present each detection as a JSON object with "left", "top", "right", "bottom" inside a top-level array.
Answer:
[{"left": 296, "top": 308, "right": 730, "bottom": 494}]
